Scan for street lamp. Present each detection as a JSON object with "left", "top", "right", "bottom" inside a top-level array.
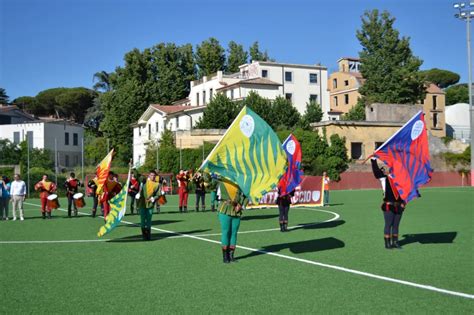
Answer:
[{"left": 454, "top": 2, "right": 474, "bottom": 186}]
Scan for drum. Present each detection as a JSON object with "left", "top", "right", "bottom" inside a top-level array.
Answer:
[
  {"left": 73, "top": 193, "right": 86, "bottom": 208},
  {"left": 158, "top": 194, "right": 167, "bottom": 205},
  {"left": 47, "top": 194, "right": 60, "bottom": 209}
]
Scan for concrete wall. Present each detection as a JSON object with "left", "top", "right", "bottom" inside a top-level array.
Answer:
[
  {"left": 366, "top": 103, "right": 423, "bottom": 122},
  {"left": 175, "top": 129, "right": 226, "bottom": 149}
]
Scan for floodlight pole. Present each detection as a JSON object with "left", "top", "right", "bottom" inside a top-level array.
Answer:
[{"left": 454, "top": 2, "right": 474, "bottom": 186}]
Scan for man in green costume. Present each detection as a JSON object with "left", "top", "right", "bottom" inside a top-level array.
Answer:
[
  {"left": 218, "top": 180, "right": 248, "bottom": 263},
  {"left": 136, "top": 170, "right": 160, "bottom": 241}
]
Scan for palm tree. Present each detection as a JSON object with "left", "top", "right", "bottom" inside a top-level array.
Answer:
[
  {"left": 0, "top": 88, "right": 9, "bottom": 104},
  {"left": 92, "top": 71, "right": 111, "bottom": 92}
]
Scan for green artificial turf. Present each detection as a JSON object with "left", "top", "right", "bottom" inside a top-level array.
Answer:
[{"left": 0, "top": 187, "right": 473, "bottom": 313}]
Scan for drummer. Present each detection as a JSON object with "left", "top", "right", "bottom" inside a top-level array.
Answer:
[
  {"left": 34, "top": 174, "right": 57, "bottom": 219},
  {"left": 64, "top": 172, "right": 81, "bottom": 217},
  {"left": 99, "top": 172, "right": 122, "bottom": 221},
  {"left": 87, "top": 175, "right": 99, "bottom": 217}
]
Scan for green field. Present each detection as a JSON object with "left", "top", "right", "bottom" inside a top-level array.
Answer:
[{"left": 1, "top": 187, "right": 473, "bottom": 313}]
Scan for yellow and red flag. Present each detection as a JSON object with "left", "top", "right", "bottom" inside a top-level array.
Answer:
[{"left": 96, "top": 149, "right": 114, "bottom": 196}]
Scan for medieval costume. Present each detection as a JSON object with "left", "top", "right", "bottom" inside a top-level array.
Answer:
[
  {"left": 137, "top": 172, "right": 160, "bottom": 240},
  {"left": 34, "top": 175, "right": 57, "bottom": 219},
  {"left": 218, "top": 181, "right": 248, "bottom": 263},
  {"left": 371, "top": 158, "right": 406, "bottom": 249},
  {"left": 176, "top": 170, "right": 190, "bottom": 213},
  {"left": 64, "top": 173, "right": 80, "bottom": 217}
]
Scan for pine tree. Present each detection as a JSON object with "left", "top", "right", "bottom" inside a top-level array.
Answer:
[
  {"left": 226, "top": 41, "right": 248, "bottom": 73},
  {"left": 195, "top": 37, "right": 226, "bottom": 78},
  {"left": 357, "top": 10, "right": 425, "bottom": 104}
]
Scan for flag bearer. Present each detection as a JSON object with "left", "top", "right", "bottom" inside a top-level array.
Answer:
[{"left": 137, "top": 170, "right": 160, "bottom": 240}]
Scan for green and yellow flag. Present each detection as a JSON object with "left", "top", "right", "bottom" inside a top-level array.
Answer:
[
  {"left": 97, "top": 168, "right": 131, "bottom": 237},
  {"left": 200, "top": 106, "right": 287, "bottom": 204}
]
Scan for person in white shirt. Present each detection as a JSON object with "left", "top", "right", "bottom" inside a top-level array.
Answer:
[{"left": 10, "top": 174, "right": 27, "bottom": 221}]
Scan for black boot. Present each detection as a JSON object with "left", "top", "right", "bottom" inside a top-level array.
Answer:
[
  {"left": 284, "top": 223, "right": 288, "bottom": 232},
  {"left": 211, "top": 205, "right": 215, "bottom": 212},
  {"left": 279, "top": 223, "right": 284, "bottom": 232},
  {"left": 184, "top": 206, "right": 188, "bottom": 213},
  {"left": 42, "top": 212, "right": 46, "bottom": 219},
  {"left": 222, "top": 247, "right": 230, "bottom": 263},
  {"left": 147, "top": 228, "right": 152, "bottom": 241},
  {"left": 391, "top": 236, "right": 402, "bottom": 249},
  {"left": 92, "top": 210, "right": 96, "bottom": 218},
  {"left": 229, "top": 247, "right": 238, "bottom": 262},
  {"left": 179, "top": 206, "right": 183, "bottom": 213},
  {"left": 384, "top": 237, "right": 392, "bottom": 249},
  {"left": 47, "top": 212, "right": 52, "bottom": 219},
  {"left": 141, "top": 228, "right": 147, "bottom": 240},
  {"left": 196, "top": 205, "right": 199, "bottom": 212}
]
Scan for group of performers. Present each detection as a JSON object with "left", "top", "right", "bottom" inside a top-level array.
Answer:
[{"left": 32, "top": 156, "right": 405, "bottom": 260}]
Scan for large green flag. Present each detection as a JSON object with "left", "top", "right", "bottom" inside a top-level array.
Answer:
[{"left": 200, "top": 106, "right": 287, "bottom": 204}]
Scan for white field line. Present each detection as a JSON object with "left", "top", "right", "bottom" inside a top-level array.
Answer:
[
  {"left": 21, "top": 203, "right": 474, "bottom": 300},
  {"left": 0, "top": 239, "right": 110, "bottom": 244}
]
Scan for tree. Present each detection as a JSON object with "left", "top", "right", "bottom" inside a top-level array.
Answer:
[
  {"left": 357, "top": 10, "right": 425, "bottom": 104},
  {"left": 55, "top": 88, "right": 96, "bottom": 123},
  {"left": 0, "top": 88, "right": 9, "bottom": 104},
  {"left": 249, "top": 41, "right": 273, "bottom": 62},
  {"left": 84, "top": 97, "right": 104, "bottom": 134},
  {"left": 12, "top": 96, "right": 38, "bottom": 113},
  {"left": 226, "top": 41, "right": 248, "bottom": 73},
  {"left": 341, "top": 98, "right": 366, "bottom": 121},
  {"left": 300, "top": 101, "right": 323, "bottom": 129},
  {"left": 35, "top": 87, "right": 69, "bottom": 116},
  {"left": 242, "top": 91, "right": 273, "bottom": 125},
  {"left": 272, "top": 96, "right": 301, "bottom": 130},
  {"left": 195, "top": 93, "right": 242, "bottom": 129},
  {"left": 195, "top": 37, "right": 226, "bottom": 78},
  {"left": 445, "top": 83, "right": 469, "bottom": 105},
  {"left": 0, "top": 139, "right": 21, "bottom": 164},
  {"left": 419, "top": 68, "right": 460, "bottom": 88},
  {"left": 92, "top": 71, "right": 112, "bottom": 92}
]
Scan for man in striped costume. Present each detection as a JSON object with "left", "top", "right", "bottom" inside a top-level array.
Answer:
[{"left": 137, "top": 170, "right": 160, "bottom": 241}]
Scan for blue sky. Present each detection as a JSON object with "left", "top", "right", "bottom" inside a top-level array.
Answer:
[{"left": 0, "top": 0, "right": 471, "bottom": 100}]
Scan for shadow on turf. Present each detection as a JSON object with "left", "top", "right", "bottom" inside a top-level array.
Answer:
[
  {"left": 399, "top": 232, "right": 457, "bottom": 246},
  {"left": 237, "top": 237, "right": 345, "bottom": 260},
  {"left": 107, "top": 229, "right": 211, "bottom": 243},
  {"left": 241, "top": 214, "right": 280, "bottom": 221},
  {"left": 292, "top": 220, "right": 345, "bottom": 230}
]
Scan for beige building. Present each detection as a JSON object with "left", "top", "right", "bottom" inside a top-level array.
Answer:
[
  {"left": 175, "top": 129, "right": 226, "bottom": 149},
  {"left": 312, "top": 120, "right": 404, "bottom": 161},
  {"left": 327, "top": 57, "right": 446, "bottom": 137}
]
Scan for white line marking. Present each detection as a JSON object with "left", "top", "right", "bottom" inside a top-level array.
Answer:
[
  {"left": 193, "top": 209, "right": 340, "bottom": 237},
  {"left": 21, "top": 203, "right": 474, "bottom": 300},
  {"left": 0, "top": 239, "right": 110, "bottom": 244}
]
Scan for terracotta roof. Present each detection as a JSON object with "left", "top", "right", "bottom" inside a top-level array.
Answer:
[
  {"left": 338, "top": 57, "right": 360, "bottom": 62},
  {"left": 216, "top": 77, "right": 281, "bottom": 91},
  {"left": 151, "top": 105, "right": 189, "bottom": 114},
  {"left": 425, "top": 83, "right": 445, "bottom": 94},
  {"left": 0, "top": 105, "right": 19, "bottom": 112}
]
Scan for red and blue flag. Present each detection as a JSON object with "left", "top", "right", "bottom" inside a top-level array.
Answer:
[
  {"left": 278, "top": 134, "right": 303, "bottom": 196},
  {"left": 373, "top": 111, "right": 433, "bottom": 203}
]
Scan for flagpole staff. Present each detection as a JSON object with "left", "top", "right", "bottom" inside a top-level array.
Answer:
[{"left": 55, "top": 138, "right": 58, "bottom": 185}]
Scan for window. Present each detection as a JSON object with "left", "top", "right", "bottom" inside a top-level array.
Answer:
[
  {"left": 73, "top": 133, "right": 78, "bottom": 146},
  {"left": 285, "top": 71, "right": 292, "bottom": 82},
  {"left": 230, "top": 89, "right": 234, "bottom": 99},
  {"left": 74, "top": 155, "right": 79, "bottom": 165},
  {"left": 196, "top": 92, "right": 200, "bottom": 106},
  {"left": 262, "top": 69, "right": 268, "bottom": 78},
  {"left": 433, "top": 113, "right": 438, "bottom": 128},
  {"left": 345, "top": 94, "right": 349, "bottom": 105},
  {"left": 65, "top": 132, "right": 69, "bottom": 145},
  {"left": 344, "top": 80, "right": 349, "bottom": 86},
  {"left": 351, "top": 142, "right": 363, "bottom": 160},
  {"left": 13, "top": 132, "right": 20, "bottom": 144},
  {"left": 65, "top": 155, "right": 70, "bottom": 167},
  {"left": 203, "top": 90, "right": 206, "bottom": 105},
  {"left": 309, "top": 73, "right": 318, "bottom": 84},
  {"left": 148, "top": 124, "right": 151, "bottom": 140},
  {"left": 176, "top": 117, "right": 179, "bottom": 129},
  {"left": 27, "top": 131, "right": 33, "bottom": 147},
  {"left": 309, "top": 94, "right": 318, "bottom": 103},
  {"left": 334, "top": 96, "right": 338, "bottom": 107},
  {"left": 156, "top": 122, "right": 159, "bottom": 132},
  {"left": 333, "top": 78, "right": 337, "bottom": 89},
  {"left": 285, "top": 93, "right": 293, "bottom": 102},
  {"left": 433, "top": 95, "right": 437, "bottom": 110},
  {"left": 210, "top": 88, "right": 213, "bottom": 100},
  {"left": 138, "top": 126, "right": 141, "bottom": 136},
  {"left": 375, "top": 142, "right": 384, "bottom": 150}
]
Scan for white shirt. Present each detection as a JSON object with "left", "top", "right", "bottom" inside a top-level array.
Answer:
[{"left": 10, "top": 180, "right": 27, "bottom": 196}]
